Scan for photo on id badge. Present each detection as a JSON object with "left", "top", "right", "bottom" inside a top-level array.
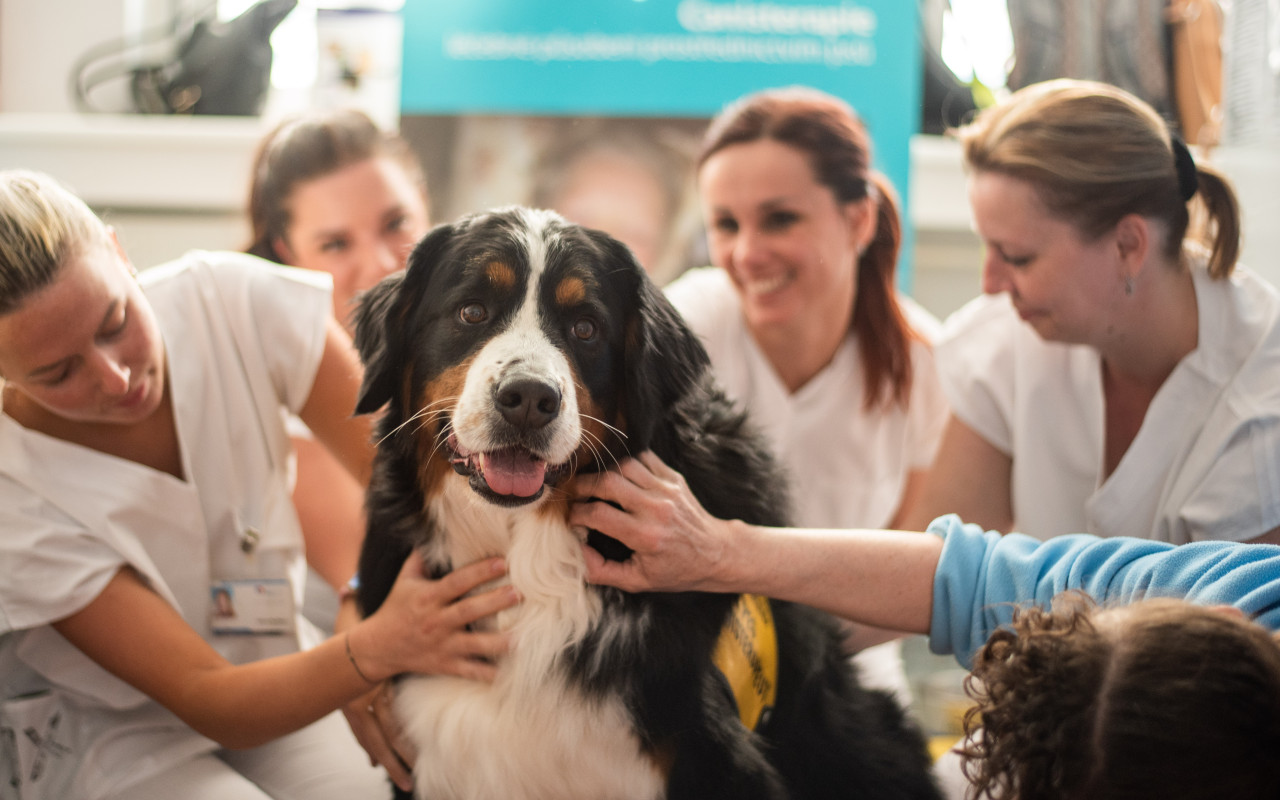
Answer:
[{"left": 210, "top": 579, "right": 294, "bottom": 635}]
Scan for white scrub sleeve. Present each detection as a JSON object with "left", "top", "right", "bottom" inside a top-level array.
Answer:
[{"left": 935, "top": 293, "right": 1021, "bottom": 455}]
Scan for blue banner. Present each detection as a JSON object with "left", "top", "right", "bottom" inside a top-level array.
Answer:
[{"left": 401, "top": 0, "right": 922, "bottom": 285}]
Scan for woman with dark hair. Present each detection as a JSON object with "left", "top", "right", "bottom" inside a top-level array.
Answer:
[
  {"left": 962, "top": 593, "right": 1280, "bottom": 800},
  {"left": 241, "top": 107, "right": 430, "bottom": 610},
  {"left": 245, "top": 108, "right": 430, "bottom": 333},
  {"left": 242, "top": 110, "right": 434, "bottom": 785},
  {"left": 663, "top": 86, "right": 948, "bottom": 698}
]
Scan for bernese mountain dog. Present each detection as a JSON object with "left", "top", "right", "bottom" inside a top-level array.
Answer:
[{"left": 351, "top": 207, "right": 941, "bottom": 800}]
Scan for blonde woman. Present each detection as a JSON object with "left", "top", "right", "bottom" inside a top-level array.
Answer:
[
  {"left": 903, "top": 79, "right": 1280, "bottom": 546},
  {"left": 0, "top": 171, "right": 510, "bottom": 799}
]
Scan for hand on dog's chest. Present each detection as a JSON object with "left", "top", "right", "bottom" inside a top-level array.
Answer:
[{"left": 586, "top": 527, "right": 634, "bottom": 562}]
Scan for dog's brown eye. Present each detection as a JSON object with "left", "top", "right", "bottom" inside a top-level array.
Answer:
[
  {"left": 460, "top": 303, "right": 487, "bottom": 324},
  {"left": 572, "top": 318, "right": 596, "bottom": 341}
]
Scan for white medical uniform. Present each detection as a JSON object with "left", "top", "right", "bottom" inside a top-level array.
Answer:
[
  {"left": 665, "top": 267, "right": 950, "bottom": 699},
  {"left": 937, "top": 255, "right": 1280, "bottom": 543},
  {"left": 0, "top": 252, "right": 384, "bottom": 800}
]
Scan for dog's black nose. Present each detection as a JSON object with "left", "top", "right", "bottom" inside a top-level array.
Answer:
[{"left": 494, "top": 377, "right": 561, "bottom": 430}]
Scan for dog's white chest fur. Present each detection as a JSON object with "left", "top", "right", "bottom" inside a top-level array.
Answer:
[{"left": 397, "top": 481, "right": 665, "bottom": 800}]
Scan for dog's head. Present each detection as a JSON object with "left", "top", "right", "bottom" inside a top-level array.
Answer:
[{"left": 353, "top": 207, "right": 708, "bottom": 508}]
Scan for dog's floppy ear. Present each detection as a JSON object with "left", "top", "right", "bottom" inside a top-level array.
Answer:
[
  {"left": 618, "top": 244, "right": 711, "bottom": 450},
  {"left": 351, "top": 221, "right": 456, "bottom": 414},
  {"left": 351, "top": 271, "right": 406, "bottom": 414}
]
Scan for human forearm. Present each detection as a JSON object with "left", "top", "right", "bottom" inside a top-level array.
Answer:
[
  {"left": 174, "top": 626, "right": 384, "bottom": 749},
  {"left": 717, "top": 522, "right": 941, "bottom": 635},
  {"left": 573, "top": 454, "right": 942, "bottom": 633},
  {"left": 56, "top": 559, "right": 515, "bottom": 751},
  {"left": 54, "top": 569, "right": 386, "bottom": 750}
]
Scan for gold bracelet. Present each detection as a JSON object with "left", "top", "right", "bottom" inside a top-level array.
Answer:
[{"left": 344, "top": 632, "right": 376, "bottom": 684}]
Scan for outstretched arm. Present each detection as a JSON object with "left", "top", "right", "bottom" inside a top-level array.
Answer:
[
  {"left": 574, "top": 454, "right": 1280, "bottom": 669},
  {"left": 570, "top": 451, "right": 942, "bottom": 635}
]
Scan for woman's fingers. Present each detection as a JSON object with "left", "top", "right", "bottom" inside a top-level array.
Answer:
[
  {"left": 458, "top": 630, "right": 510, "bottom": 660},
  {"left": 569, "top": 492, "right": 637, "bottom": 536},
  {"left": 434, "top": 556, "right": 506, "bottom": 599},
  {"left": 582, "top": 549, "right": 646, "bottom": 592},
  {"left": 451, "top": 583, "right": 519, "bottom": 626},
  {"left": 368, "top": 685, "right": 415, "bottom": 789},
  {"left": 574, "top": 467, "right": 637, "bottom": 507},
  {"left": 342, "top": 686, "right": 413, "bottom": 792},
  {"left": 637, "top": 450, "right": 682, "bottom": 483},
  {"left": 574, "top": 453, "right": 667, "bottom": 503},
  {"left": 616, "top": 453, "right": 663, "bottom": 489}
]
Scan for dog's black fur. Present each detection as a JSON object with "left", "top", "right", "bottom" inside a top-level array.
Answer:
[{"left": 352, "top": 207, "right": 940, "bottom": 800}]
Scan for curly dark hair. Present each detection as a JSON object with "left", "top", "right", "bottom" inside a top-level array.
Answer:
[{"left": 959, "top": 592, "right": 1280, "bottom": 800}]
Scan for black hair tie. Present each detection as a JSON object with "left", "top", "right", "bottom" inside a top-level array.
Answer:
[{"left": 1171, "top": 135, "right": 1198, "bottom": 202}]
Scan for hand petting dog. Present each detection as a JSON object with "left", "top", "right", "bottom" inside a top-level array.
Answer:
[{"left": 337, "top": 553, "right": 517, "bottom": 790}]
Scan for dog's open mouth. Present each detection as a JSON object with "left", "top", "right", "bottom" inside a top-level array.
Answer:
[{"left": 447, "top": 435, "right": 570, "bottom": 504}]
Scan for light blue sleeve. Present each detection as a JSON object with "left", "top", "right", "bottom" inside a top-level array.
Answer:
[{"left": 925, "top": 514, "right": 1280, "bottom": 667}]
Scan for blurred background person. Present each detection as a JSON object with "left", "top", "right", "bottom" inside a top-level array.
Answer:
[
  {"left": 528, "top": 117, "right": 700, "bottom": 285},
  {"left": 243, "top": 108, "right": 431, "bottom": 626}
]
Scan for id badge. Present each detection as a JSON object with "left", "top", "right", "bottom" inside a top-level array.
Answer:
[{"left": 210, "top": 579, "right": 295, "bottom": 635}]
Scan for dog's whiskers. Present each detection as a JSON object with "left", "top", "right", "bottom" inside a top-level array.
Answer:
[
  {"left": 577, "top": 425, "right": 622, "bottom": 473},
  {"left": 411, "top": 409, "right": 451, "bottom": 439},
  {"left": 579, "top": 412, "right": 626, "bottom": 441},
  {"left": 426, "top": 422, "right": 457, "bottom": 463},
  {"left": 377, "top": 397, "right": 457, "bottom": 446}
]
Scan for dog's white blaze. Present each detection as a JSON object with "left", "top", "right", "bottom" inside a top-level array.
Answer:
[
  {"left": 450, "top": 325, "right": 582, "bottom": 463},
  {"left": 405, "top": 482, "right": 662, "bottom": 800},
  {"left": 449, "top": 213, "right": 581, "bottom": 465}
]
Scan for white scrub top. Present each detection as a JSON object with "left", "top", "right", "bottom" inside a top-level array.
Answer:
[
  {"left": 0, "top": 251, "right": 331, "bottom": 800},
  {"left": 937, "top": 256, "right": 1280, "bottom": 544},
  {"left": 665, "top": 267, "right": 949, "bottom": 698}
]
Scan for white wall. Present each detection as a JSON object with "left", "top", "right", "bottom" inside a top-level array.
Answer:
[
  {"left": 0, "top": 0, "right": 189, "bottom": 115},
  {"left": 0, "top": 112, "right": 266, "bottom": 267}
]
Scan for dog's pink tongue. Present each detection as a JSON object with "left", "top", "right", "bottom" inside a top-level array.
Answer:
[{"left": 480, "top": 450, "right": 547, "bottom": 497}]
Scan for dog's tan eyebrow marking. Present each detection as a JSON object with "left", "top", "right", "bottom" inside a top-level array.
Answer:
[
  {"left": 485, "top": 261, "right": 516, "bottom": 290},
  {"left": 555, "top": 275, "right": 587, "bottom": 306}
]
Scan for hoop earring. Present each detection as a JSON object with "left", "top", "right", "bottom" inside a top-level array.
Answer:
[{"left": 1124, "top": 275, "right": 1136, "bottom": 296}]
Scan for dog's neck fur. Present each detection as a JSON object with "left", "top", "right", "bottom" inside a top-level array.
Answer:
[{"left": 426, "top": 477, "right": 602, "bottom": 690}]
